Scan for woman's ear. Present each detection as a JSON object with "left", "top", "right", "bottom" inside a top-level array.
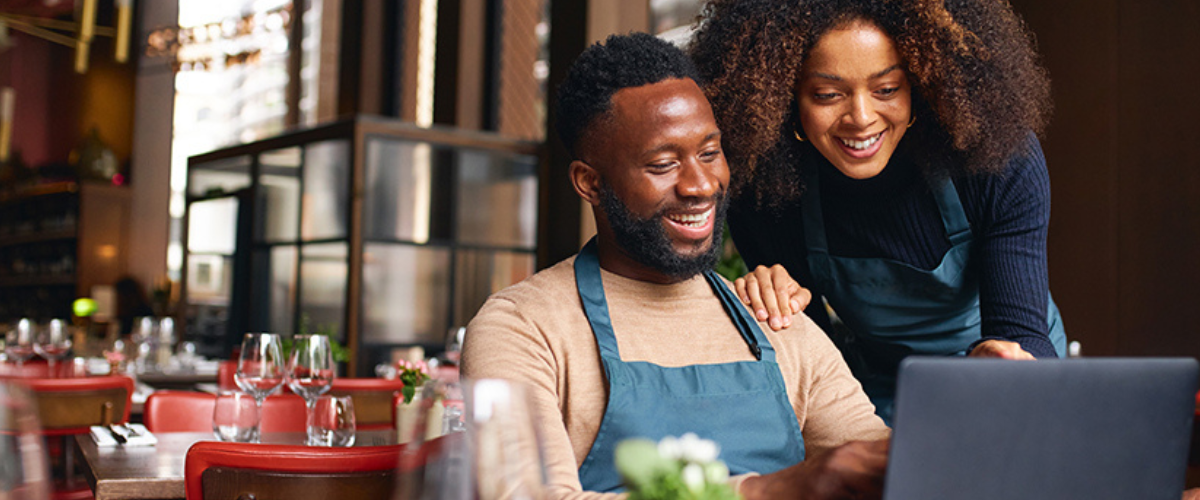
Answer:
[{"left": 570, "top": 160, "right": 602, "bottom": 207}]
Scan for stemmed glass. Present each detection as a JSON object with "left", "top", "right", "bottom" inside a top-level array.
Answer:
[
  {"left": 234, "top": 333, "right": 285, "bottom": 440},
  {"left": 4, "top": 319, "right": 36, "bottom": 368},
  {"left": 287, "top": 334, "right": 335, "bottom": 444},
  {"left": 33, "top": 319, "right": 72, "bottom": 376},
  {"left": 0, "top": 381, "right": 51, "bottom": 500}
]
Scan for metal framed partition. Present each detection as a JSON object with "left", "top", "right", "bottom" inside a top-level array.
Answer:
[{"left": 183, "top": 116, "right": 540, "bottom": 375}]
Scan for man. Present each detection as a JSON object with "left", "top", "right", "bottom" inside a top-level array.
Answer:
[{"left": 462, "top": 33, "right": 890, "bottom": 500}]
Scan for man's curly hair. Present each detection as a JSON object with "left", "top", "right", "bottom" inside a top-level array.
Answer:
[
  {"left": 556, "top": 32, "right": 702, "bottom": 158},
  {"left": 689, "top": 0, "right": 1052, "bottom": 208}
]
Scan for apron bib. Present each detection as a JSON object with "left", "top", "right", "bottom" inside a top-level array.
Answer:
[
  {"left": 802, "top": 172, "right": 1067, "bottom": 424},
  {"left": 573, "top": 239, "right": 805, "bottom": 492}
]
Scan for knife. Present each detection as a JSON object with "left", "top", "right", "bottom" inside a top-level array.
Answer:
[{"left": 106, "top": 424, "right": 128, "bottom": 444}]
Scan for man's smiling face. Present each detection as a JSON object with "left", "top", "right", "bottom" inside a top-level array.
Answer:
[{"left": 576, "top": 77, "right": 730, "bottom": 282}]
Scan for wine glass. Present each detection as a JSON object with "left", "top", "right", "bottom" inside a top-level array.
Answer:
[
  {"left": 287, "top": 334, "right": 335, "bottom": 444},
  {"left": 4, "top": 319, "right": 36, "bottom": 369},
  {"left": 130, "top": 317, "right": 156, "bottom": 373},
  {"left": 32, "top": 319, "right": 71, "bottom": 377},
  {"left": 235, "top": 333, "right": 285, "bottom": 427},
  {"left": 0, "top": 381, "right": 51, "bottom": 500}
]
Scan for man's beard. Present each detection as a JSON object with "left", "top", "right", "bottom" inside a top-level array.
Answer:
[{"left": 598, "top": 184, "right": 728, "bottom": 280}]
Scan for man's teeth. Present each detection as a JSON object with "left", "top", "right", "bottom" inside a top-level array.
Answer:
[
  {"left": 667, "top": 210, "right": 712, "bottom": 227},
  {"left": 839, "top": 132, "right": 882, "bottom": 150}
]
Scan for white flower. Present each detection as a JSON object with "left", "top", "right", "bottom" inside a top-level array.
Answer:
[
  {"left": 704, "top": 462, "right": 730, "bottom": 483},
  {"left": 657, "top": 435, "right": 682, "bottom": 460},
  {"left": 676, "top": 433, "right": 720, "bottom": 463},
  {"left": 682, "top": 463, "right": 706, "bottom": 493}
]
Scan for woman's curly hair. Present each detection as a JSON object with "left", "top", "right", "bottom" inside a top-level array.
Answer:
[{"left": 689, "top": 0, "right": 1052, "bottom": 209}]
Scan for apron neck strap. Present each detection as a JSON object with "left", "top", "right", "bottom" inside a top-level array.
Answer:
[
  {"left": 574, "top": 238, "right": 770, "bottom": 362},
  {"left": 575, "top": 239, "right": 622, "bottom": 360},
  {"left": 703, "top": 271, "right": 771, "bottom": 362},
  {"left": 931, "top": 176, "right": 972, "bottom": 246}
]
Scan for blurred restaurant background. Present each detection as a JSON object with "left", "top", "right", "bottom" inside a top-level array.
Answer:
[{"left": 0, "top": 0, "right": 1197, "bottom": 376}]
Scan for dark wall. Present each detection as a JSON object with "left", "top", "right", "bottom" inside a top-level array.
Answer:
[
  {"left": 0, "top": 30, "right": 136, "bottom": 168},
  {"left": 1010, "top": 0, "right": 1200, "bottom": 358}
]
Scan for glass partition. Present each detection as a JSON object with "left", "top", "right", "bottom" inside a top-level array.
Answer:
[
  {"left": 187, "top": 155, "right": 252, "bottom": 198},
  {"left": 301, "top": 140, "right": 351, "bottom": 241},
  {"left": 184, "top": 195, "right": 240, "bottom": 357},
  {"left": 258, "top": 147, "right": 302, "bottom": 242},
  {"left": 184, "top": 118, "right": 540, "bottom": 374}
]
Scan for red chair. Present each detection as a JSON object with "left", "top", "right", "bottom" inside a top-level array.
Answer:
[
  {"left": 23, "top": 375, "right": 135, "bottom": 436},
  {"left": 184, "top": 441, "right": 405, "bottom": 500},
  {"left": 144, "top": 391, "right": 308, "bottom": 433},
  {"left": 329, "top": 378, "right": 407, "bottom": 430},
  {"left": 21, "top": 375, "right": 135, "bottom": 500}
]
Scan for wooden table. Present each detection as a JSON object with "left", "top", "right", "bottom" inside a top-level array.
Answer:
[{"left": 75, "top": 429, "right": 397, "bottom": 500}]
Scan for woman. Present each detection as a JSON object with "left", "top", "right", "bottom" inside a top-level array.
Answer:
[{"left": 690, "top": 0, "right": 1066, "bottom": 422}]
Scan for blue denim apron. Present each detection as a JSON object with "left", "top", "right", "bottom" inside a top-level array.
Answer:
[
  {"left": 802, "top": 172, "right": 1067, "bottom": 424},
  {"left": 573, "top": 239, "right": 805, "bottom": 493}
]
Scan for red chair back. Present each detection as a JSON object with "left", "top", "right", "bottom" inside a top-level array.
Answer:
[
  {"left": 144, "top": 391, "right": 308, "bottom": 433},
  {"left": 329, "top": 378, "right": 406, "bottom": 430},
  {"left": 184, "top": 441, "right": 403, "bottom": 500},
  {"left": 21, "top": 376, "right": 134, "bottom": 436}
]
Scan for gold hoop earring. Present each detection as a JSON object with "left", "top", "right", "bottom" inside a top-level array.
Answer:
[
  {"left": 907, "top": 116, "right": 917, "bottom": 128},
  {"left": 793, "top": 129, "right": 807, "bottom": 142}
]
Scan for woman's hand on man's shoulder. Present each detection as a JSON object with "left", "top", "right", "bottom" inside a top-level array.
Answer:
[{"left": 734, "top": 264, "right": 812, "bottom": 331}]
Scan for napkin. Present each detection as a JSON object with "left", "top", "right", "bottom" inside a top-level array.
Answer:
[{"left": 89, "top": 424, "right": 158, "bottom": 447}]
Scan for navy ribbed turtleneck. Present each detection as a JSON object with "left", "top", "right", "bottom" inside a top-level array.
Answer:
[{"left": 728, "top": 134, "right": 1059, "bottom": 358}]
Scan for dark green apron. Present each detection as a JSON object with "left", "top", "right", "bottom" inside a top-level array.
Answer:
[{"left": 802, "top": 173, "right": 1067, "bottom": 424}]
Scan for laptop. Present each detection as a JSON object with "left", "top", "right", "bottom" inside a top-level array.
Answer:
[{"left": 884, "top": 357, "right": 1199, "bottom": 500}]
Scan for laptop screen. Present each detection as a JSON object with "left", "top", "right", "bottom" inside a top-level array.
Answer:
[{"left": 884, "top": 357, "right": 1198, "bottom": 500}]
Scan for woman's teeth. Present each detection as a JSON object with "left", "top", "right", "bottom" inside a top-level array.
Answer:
[
  {"left": 839, "top": 132, "right": 882, "bottom": 150},
  {"left": 667, "top": 210, "right": 711, "bottom": 227}
]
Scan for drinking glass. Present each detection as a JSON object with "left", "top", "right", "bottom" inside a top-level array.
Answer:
[
  {"left": 0, "top": 382, "right": 50, "bottom": 500},
  {"left": 212, "top": 391, "right": 260, "bottom": 443},
  {"left": 468, "top": 379, "right": 547, "bottom": 500},
  {"left": 308, "top": 395, "right": 355, "bottom": 447},
  {"left": 32, "top": 319, "right": 71, "bottom": 376},
  {"left": 235, "top": 333, "right": 286, "bottom": 414},
  {"left": 3, "top": 319, "right": 36, "bottom": 368},
  {"left": 443, "top": 327, "right": 466, "bottom": 365},
  {"left": 395, "top": 379, "right": 545, "bottom": 500}
]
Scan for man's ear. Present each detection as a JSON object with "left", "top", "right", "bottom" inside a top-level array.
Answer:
[{"left": 570, "top": 160, "right": 603, "bottom": 207}]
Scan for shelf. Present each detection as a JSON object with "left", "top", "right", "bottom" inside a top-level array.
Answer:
[
  {"left": 0, "top": 229, "right": 77, "bottom": 248},
  {"left": 0, "top": 275, "right": 76, "bottom": 288},
  {"left": 0, "top": 181, "right": 79, "bottom": 204}
]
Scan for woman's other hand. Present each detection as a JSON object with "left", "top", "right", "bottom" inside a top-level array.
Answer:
[
  {"left": 969, "top": 339, "right": 1036, "bottom": 360},
  {"left": 734, "top": 264, "right": 812, "bottom": 331}
]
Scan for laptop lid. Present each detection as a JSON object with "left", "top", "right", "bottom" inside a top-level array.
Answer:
[{"left": 884, "top": 357, "right": 1198, "bottom": 500}]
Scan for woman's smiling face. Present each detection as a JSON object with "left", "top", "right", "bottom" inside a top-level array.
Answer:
[{"left": 795, "top": 20, "right": 912, "bottom": 179}]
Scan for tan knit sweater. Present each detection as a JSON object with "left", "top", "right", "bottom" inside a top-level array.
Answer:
[{"left": 462, "top": 256, "right": 889, "bottom": 500}]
